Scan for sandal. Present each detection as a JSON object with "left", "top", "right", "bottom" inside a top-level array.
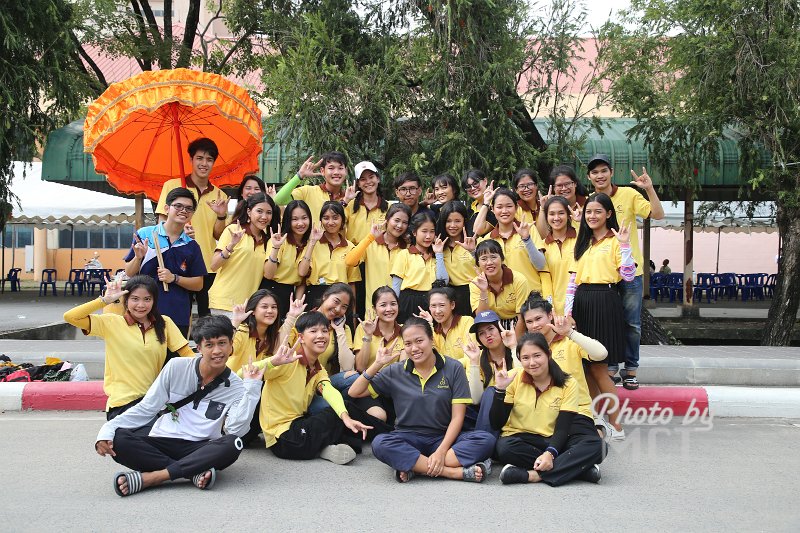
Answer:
[
  {"left": 192, "top": 468, "right": 216, "bottom": 490},
  {"left": 622, "top": 376, "right": 640, "bottom": 390},
  {"left": 462, "top": 462, "right": 487, "bottom": 483},
  {"left": 394, "top": 470, "right": 415, "bottom": 483},
  {"left": 113, "top": 471, "right": 144, "bottom": 497}
]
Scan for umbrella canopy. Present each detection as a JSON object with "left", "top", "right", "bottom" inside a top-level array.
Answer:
[{"left": 84, "top": 68, "right": 262, "bottom": 200}]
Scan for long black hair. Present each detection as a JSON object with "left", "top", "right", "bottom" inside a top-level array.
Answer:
[
  {"left": 432, "top": 173, "right": 461, "bottom": 202},
  {"left": 574, "top": 193, "right": 619, "bottom": 261},
  {"left": 280, "top": 199, "right": 312, "bottom": 248},
  {"left": 549, "top": 164, "right": 589, "bottom": 197},
  {"left": 435, "top": 200, "right": 471, "bottom": 240},
  {"left": 517, "top": 332, "right": 569, "bottom": 387},
  {"left": 408, "top": 210, "right": 436, "bottom": 247},
  {"left": 474, "top": 320, "right": 514, "bottom": 388},
  {"left": 383, "top": 202, "right": 412, "bottom": 245},
  {"left": 122, "top": 275, "right": 166, "bottom": 344},
  {"left": 243, "top": 289, "right": 281, "bottom": 357},
  {"left": 236, "top": 192, "right": 279, "bottom": 245}
]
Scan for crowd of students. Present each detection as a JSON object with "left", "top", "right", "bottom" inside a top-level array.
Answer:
[{"left": 69, "top": 137, "right": 665, "bottom": 496}]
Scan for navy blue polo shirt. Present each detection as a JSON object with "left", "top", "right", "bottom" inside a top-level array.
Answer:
[
  {"left": 369, "top": 352, "right": 472, "bottom": 435},
  {"left": 123, "top": 223, "right": 206, "bottom": 327}
]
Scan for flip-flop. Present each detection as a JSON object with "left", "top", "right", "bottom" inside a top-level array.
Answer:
[
  {"left": 622, "top": 376, "right": 640, "bottom": 390},
  {"left": 394, "top": 470, "right": 415, "bottom": 483},
  {"left": 192, "top": 468, "right": 216, "bottom": 490},
  {"left": 462, "top": 462, "right": 487, "bottom": 483},
  {"left": 113, "top": 471, "right": 144, "bottom": 497}
]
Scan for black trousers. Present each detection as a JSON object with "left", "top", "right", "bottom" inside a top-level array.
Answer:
[
  {"left": 112, "top": 429, "right": 243, "bottom": 481},
  {"left": 495, "top": 416, "right": 606, "bottom": 486},
  {"left": 270, "top": 407, "right": 346, "bottom": 460},
  {"left": 398, "top": 289, "right": 429, "bottom": 324},
  {"left": 106, "top": 398, "right": 143, "bottom": 421},
  {"left": 194, "top": 273, "right": 216, "bottom": 317}
]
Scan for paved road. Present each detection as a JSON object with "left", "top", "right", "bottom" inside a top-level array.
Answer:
[{"left": 1, "top": 412, "right": 798, "bottom": 532}]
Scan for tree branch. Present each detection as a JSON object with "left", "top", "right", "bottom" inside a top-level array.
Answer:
[{"left": 176, "top": 0, "right": 201, "bottom": 69}]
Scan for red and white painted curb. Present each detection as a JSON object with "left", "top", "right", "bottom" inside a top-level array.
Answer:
[{"left": 1, "top": 382, "right": 800, "bottom": 418}]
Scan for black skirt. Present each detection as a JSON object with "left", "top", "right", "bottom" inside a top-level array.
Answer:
[
  {"left": 573, "top": 284, "right": 625, "bottom": 365},
  {"left": 398, "top": 289, "right": 430, "bottom": 324},
  {"left": 450, "top": 284, "right": 473, "bottom": 317}
]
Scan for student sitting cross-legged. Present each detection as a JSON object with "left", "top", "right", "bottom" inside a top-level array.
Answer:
[
  {"left": 349, "top": 317, "right": 496, "bottom": 483},
  {"left": 248, "top": 311, "right": 376, "bottom": 465},
  {"left": 94, "top": 315, "right": 263, "bottom": 497}
]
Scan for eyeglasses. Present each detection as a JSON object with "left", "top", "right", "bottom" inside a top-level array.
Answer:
[
  {"left": 477, "top": 254, "right": 502, "bottom": 264},
  {"left": 397, "top": 186, "right": 420, "bottom": 195},
  {"left": 465, "top": 182, "right": 482, "bottom": 191},
  {"left": 169, "top": 203, "right": 195, "bottom": 213},
  {"left": 554, "top": 181, "right": 575, "bottom": 190},
  {"left": 516, "top": 183, "right": 537, "bottom": 191}
]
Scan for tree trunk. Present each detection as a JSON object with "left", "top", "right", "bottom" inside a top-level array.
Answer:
[{"left": 761, "top": 200, "right": 800, "bottom": 345}]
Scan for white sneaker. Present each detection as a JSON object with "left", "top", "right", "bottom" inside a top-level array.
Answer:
[
  {"left": 319, "top": 444, "right": 356, "bottom": 465},
  {"left": 605, "top": 423, "right": 626, "bottom": 442}
]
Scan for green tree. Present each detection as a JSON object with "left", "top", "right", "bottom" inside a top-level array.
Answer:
[
  {"left": 602, "top": 0, "right": 800, "bottom": 345},
  {"left": 0, "top": 0, "right": 92, "bottom": 232}
]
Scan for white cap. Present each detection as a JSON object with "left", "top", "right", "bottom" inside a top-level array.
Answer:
[{"left": 354, "top": 161, "right": 379, "bottom": 181}]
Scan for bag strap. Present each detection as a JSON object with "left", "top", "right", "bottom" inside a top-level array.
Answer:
[{"left": 158, "top": 366, "right": 232, "bottom": 418}]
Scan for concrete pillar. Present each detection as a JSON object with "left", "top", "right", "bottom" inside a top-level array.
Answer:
[
  {"left": 681, "top": 193, "right": 698, "bottom": 317},
  {"left": 643, "top": 218, "right": 651, "bottom": 301},
  {"left": 32, "top": 227, "right": 47, "bottom": 282},
  {"left": 135, "top": 195, "right": 145, "bottom": 229}
]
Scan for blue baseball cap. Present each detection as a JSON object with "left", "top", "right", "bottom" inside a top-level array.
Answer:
[{"left": 469, "top": 310, "right": 501, "bottom": 333}]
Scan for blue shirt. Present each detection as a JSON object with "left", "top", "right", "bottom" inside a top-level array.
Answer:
[{"left": 123, "top": 223, "right": 206, "bottom": 327}]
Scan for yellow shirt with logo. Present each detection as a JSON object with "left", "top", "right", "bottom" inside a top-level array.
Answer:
[
  {"left": 469, "top": 267, "right": 530, "bottom": 319},
  {"left": 345, "top": 201, "right": 386, "bottom": 244},
  {"left": 610, "top": 186, "right": 651, "bottom": 276},
  {"left": 156, "top": 178, "right": 228, "bottom": 270},
  {"left": 542, "top": 232, "right": 577, "bottom": 315},
  {"left": 292, "top": 184, "right": 342, "bottom": 225},
  {"left": 391, "top": 248, "right": 437, "bottom": 291},
  {"left": 308, "top": 237, "right": 361, "bottom": 285},
  {"left": 208, "top": 225, "right": 268, "bottom": 311},
  {"left": 571, "top": 234, "right": 623, "bottom": 285},
  {"left": 432, "top": 315, "right": 475, "bottom": 361},
  {"left": 442, "top": 244, "right": 476, "bottom": 286},
  {"left": 501, "top": 372, "right": 580, "bottom": 438},
  {"left": 352, "top": 323, "right": 406, "bottom": 369},
  {"left": 549, "top": 336, "right": 593, "bottom": 419},
  {"left": 265, "top": 236, "right": 304, "bottom": 285}
]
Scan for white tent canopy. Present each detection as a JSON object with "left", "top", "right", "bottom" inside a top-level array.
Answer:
[
  {"left": 8, "top": 161, "right": 153, "bottom": 227},
  {"left": 644, "top": 201, "right": 776, "bottom": 234}
]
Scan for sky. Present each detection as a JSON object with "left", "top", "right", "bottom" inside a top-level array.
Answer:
[{"left": 584, "top": 0, "right": 631, "bottom": 22}]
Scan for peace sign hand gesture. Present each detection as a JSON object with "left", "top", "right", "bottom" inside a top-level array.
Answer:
[
  {"left": 309, "top": 224, "right": 324, "bottom": 244},
  {"left": 375, "top": 338, "right": 399, "bottom": 367},
  {"left": 265, "top": 184, "right": 277, "bottom": 198},
  {"left": 414, "top": 306, "right": 434, "bottom": 326},
  {"left": 298, "top": 156, "right": 324, "bottom": 180},
  {"left": 271, "top": 340, "right": 302, "bottom": 367},
  {"left": 630, "top": 167, "right": 654, "bottom": 190},
  {"left": 539, "top": 185, "right": 554, "bottom": 207},
  {"left": 231, "top": 300, "right": 252, "bottom": 327},
  {"left": 482, "top": 180, "right": 496, "bottom": 204},
  {"left": 432, "top": 236, "right": 448, "bottom": 254},
  {"left": 455, "top": 228, "right": 477, "bottom": 252},
  {"left": 132, "top": 235, "right": 149, "bottom": 260},
  {"left": 549, "top": 315, "right": 573, "bottom": 337},
  {"left": 471, "top": 268, "right": 489, "bottom": 292},
  {"left": 464, "top": 339, "right": 481, "bottom": 364},
  {"left": 569, "top": 204, "right": 583, "bottom": 223},
  {"left": 498, "top": 320, "right": 517, "bottom": 349},
  {"left": 207, "top": 190, "right": 228, "bottom": 218},
  {"left": 612, "top": 222, "right": 631, "bottom": 245},
  {"left": 242, "top": 356, "right": 266, "bottom": 381},
  {"left": 359, "top": 308, "right": 378, "bottom": 337},
  {"left": 102, "top": 279, "right": 128, "bottom": 303}
]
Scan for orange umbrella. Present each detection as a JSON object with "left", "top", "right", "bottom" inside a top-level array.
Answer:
[{"left": 84, "top": 68, "right": 262, "bottom": 200}]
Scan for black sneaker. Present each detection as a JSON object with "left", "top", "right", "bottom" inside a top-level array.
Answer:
[
  {"left": 500, "top": 464, "right": 529, "bottom": 485},
  {"left": 579, "top": 464, "right": 601, "bottom": 484}
]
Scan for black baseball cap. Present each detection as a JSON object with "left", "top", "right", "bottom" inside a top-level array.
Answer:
[{"left": 587, "top": 154, "right": 613, "bottom": 171}]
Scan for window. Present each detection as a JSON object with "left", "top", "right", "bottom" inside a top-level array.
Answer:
[
  {"left": 56, "top": 225, "right": 137, "bottom": 249},
  {"left": 1, "top": 225, "right": 33, "bottom": 248},
  {"left": 58, "top": 228, "right": 73, "bottom": 248}
]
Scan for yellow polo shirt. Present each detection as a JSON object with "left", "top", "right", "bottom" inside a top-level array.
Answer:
[
  {"left": 432, "top": 315, "right": 475, "bottom": 361},
  {"left": 308, "top": 234, "right": 361, "bottom": 285},
  {"left": 64, "top": 298, "right": 190, "bottom": 410},
  {"left": 549, "top": 336, "right": 593, "bottom": 419},
  {"left": 265, "top": 236, "right": 304, "bottom": 285},
  {"left": 292, "top": 184, "right": 345, "bottom": 224},
  {"left": 541, "top": 228, "right": 577, "bottom": 315},
  {"left": 156, "top": 177, "right": 228, "bottom": 270},
  {"left": 256, "top": 358, "right": 347, "bottom": 447},
  {"left": 345, "top": 200, "right": 386, "bottom": 243},
  {"left": 442, "top": 244, "right": 476, "bottom": 286},
  {"left": 208, "top": 225, "right": 268, "bottom": 311},
  {"left": 345, "top": 234, "right": 404, "bottom": 301},
  {"left": 571, "top": 232, "right": 623, "bottom": 285},
  {"left": 610, "top": 185, "right": 651, "bottom": 276},
  {"left": 478, "top": 228, "right": 545, "bottom": 293},
  {"left": 460, "top": 357, "right": 521, "bottom": 389},
  {"left": 515, "top": 201, "right": 539, "bottom": 226},
  {"left": 352, "top": 323, "right": 405, "bottom": 369},
  {"left": 469, "top": 266, "right": 530, "bottom": 319},
  {"left": 287, "top": 324, "right": 353, "bottom": 374},
  {"left": 227, "top": 324, "right": 274, "bottom": 374},
  {"left": 501, "top": 371, "right": 580, "bottom": 438},
  {"left": 390, "top": 247, "right": 437, "bottom": 291}
]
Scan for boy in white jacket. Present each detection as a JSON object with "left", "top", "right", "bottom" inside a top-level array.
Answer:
[{"left": 95, "top": 315, "right": 263, "bottom": 496}]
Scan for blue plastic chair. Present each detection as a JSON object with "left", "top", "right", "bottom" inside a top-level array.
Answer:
[
  {"left": 63, "top": 269, "right": 85, "bottom": 296},
  {"left": 666, "top": 273, "right": 684, "bottom": 303},
  {"left": 715, "top": 273, "right": 738, "bottom": 300},
  {"left": 742, "top": 273, "right": 767, "bottom": 301},
  {"left": 693, "top": 273, "right": 716, "bottom": 303},
  {"left": 1, "top": 268, "right": 22, "bottom": 292},
  {"left": 38, "top": 269, "right": 58, "bottom": 296},
  {"left": 649, "top": 273, "right": 666, "bottom": 301},
  {"left": 765, "top": 273, "right": 777, "bottom": 298},
  {"left": 85, "top": 268, "right": 107, "bottom": 296}
]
